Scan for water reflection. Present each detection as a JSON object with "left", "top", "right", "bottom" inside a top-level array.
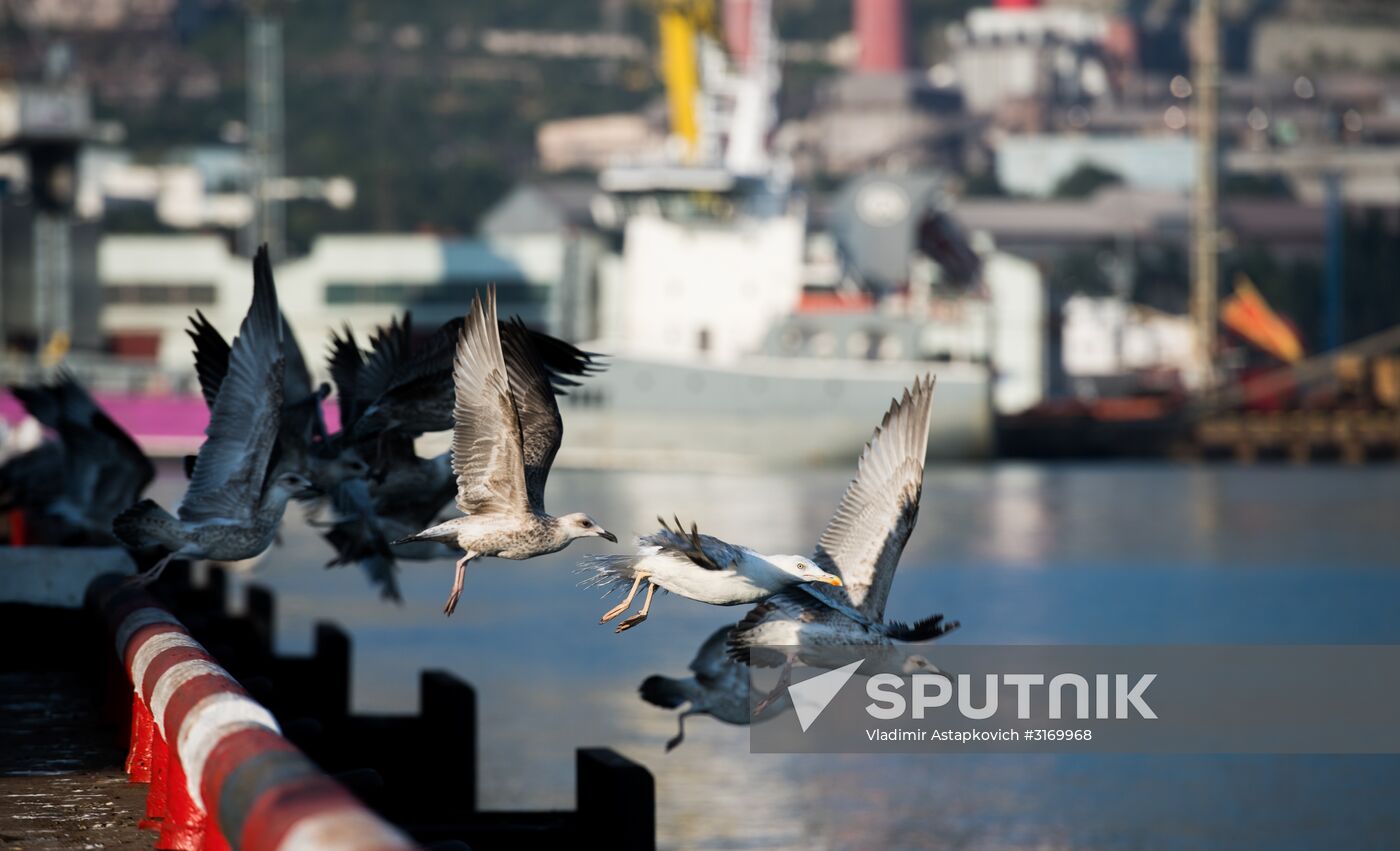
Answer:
[{"left": 149, "top": 464, "right": 1400, "bottom": 848}]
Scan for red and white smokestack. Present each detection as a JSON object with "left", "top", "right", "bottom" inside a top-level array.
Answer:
[
  {"left": 855, "top": 0, "right": 906, "bottom": 73},
  {"left": 725, "top": 0, "right": 754, "bottom": 70}
]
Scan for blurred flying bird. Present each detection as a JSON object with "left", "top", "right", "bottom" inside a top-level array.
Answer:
[
  {"left": 352, "top": 310, "right": 603, "bottom": 439},
  {"left": 582, "top": 516, "right": 844, "bottom": 633},
  {"left": 0, "top": 373, "right": 154, "bottom": 544},
  {"left": 183, "top": 298, "right": 367, "bottom": 495},
  {"left": 391, "top": 286, "right": 615, "bottom": 616},
  {"left": 639, "top": 623, "right": 790, "bottom": 751},
  {"left": 312, "top": 316, "right": 456, "bottom": 600},
  {"left": 113, "top": 246, "right": 315, "bottom": 582}
]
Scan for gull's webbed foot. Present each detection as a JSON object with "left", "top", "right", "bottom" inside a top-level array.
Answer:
[{"left": 614, "top": 611, "right": 649, "bottom": 633}]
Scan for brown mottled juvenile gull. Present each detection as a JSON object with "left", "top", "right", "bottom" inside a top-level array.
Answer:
[
  {"left": 723, "top": 376, "right": 960, "bottom": 713},
  {"left": 113, "top": 246, "right": 315, "bottom": 582},
  {"left": 392, "top": 286, "right": 616, "bottom": 616},
  {"left": 582, "top": 516, "right": 844, "bottom": 633}
]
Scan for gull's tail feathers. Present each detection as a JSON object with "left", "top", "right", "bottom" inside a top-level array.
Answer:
[
  {"left": 577, "top": 551, "right": 652, "bottom": 594},
  {"left": 639, "top": 675, "right": 696, "bottom": 710},
  {"left": 390, "top": 520, "right": 455, "bottom": 546},
  {"left": 112, "top": 498, "right": 180, "bottom": 550}
]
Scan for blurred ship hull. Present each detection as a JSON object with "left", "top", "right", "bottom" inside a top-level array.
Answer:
[{"left": 555, "top": 351, "right": 992, "bottom": 470}]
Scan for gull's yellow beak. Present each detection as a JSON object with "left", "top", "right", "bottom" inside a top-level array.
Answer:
[{"left": 821, "top": 576, "right": 844, "bottom": 587}]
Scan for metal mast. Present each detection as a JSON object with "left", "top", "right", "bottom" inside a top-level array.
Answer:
[
  {"left": 1190, "top": 0, "right": 1220, "bottom": 384},
  {"left": 245, "top": 3, "right": 284, "bottom": 259}
]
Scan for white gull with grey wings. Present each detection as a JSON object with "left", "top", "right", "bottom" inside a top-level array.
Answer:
[
  {"left": 723, "top": 375, "right": 961, "bottom": 712},
  {"left": 582, "top": 516, "right": 844, "bottom": 633}
]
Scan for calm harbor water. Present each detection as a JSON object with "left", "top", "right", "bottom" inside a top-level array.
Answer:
[{"left": 151, "top": 463, "right": 1400, "bottom": 850}]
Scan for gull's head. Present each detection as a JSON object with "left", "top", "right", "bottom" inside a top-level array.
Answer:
[
  {"left": 311, "top": 448, "right": 369, "bottom": 488},
  {"left": 272, "top": 470, "right": 317, "bottom": 500},
  {"left": 771, "top": 555, "right": 844, "bottom": 587},
  {"left": 901, "top": 654, "right": 944, "bottom": 676},
  {"left": 336, "top": 449, "right": 371, "bottom": 481},
  {"left": 559, "top": 512, "right": 618, "bottom": 543}
]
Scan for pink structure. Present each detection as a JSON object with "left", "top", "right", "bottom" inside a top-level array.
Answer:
[
  {"left": 724, "top": 0, "right": 753, "bottom": 70},
  {"left": 1, "top": 391, "right": 342, "bottom": 458},
  {"left": 855, "top": 0, "right": 906, "bottom": 73}
]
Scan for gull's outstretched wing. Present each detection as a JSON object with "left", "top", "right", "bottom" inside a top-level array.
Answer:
[
  {"left": 328, "top": 315, "right": 414, "bottom": 435},
  {"left": 280, "top": 313, "right": 315, "bottom": 410},
  {"left": 644, "top": 516, "right": 747, "bottom": 572},
  {"left": 498, "top": 318, "right": 566, "bottom": 513},
  {"left": 186, "top": 310, "right": 230, "bottom": 410},
  {"left": 391, "top": 315, "right": 602, "bottom": 398},
  {"left": 326, "top": 324, "right": 365, "bottom": 428},
  {"left": 449, "top": 287, "right": 529, "bottom": 515},
  {"left": 689, "top": 624, "right": 743, "bottom": 686},
  {"left": 811, "top": 376, "right": 935, "bottom": 621},
  {"left": 357, "top": 315, "right": 412, "bottom": 422},
  {"left": 279, "top": 313, "right": 325, "bottom": 443},
  {"left": 179, "top": 246, "right": 285, "bottom": 523},
  {"left": 66, "top": 377, "right": 154, "bottom": 521}
]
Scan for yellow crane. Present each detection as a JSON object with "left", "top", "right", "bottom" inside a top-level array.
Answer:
[{"left": 654, "top": 0, "right": 718, "bottom": 161}]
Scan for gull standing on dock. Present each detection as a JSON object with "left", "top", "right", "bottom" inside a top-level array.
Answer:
[
  {"left": 723, "top": 376, "right": 961, "bottom": 712},
  {"left": 113, "top": 246, "right": 315, "bottom": 583},
  {"left": 582, "top": 517, "right": 845, "bottom": 633},
  {"left": 392, "top": 287, "right": 616, "bottom": 616}
]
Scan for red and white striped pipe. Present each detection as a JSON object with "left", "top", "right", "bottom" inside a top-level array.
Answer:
[{"left": 89, "top": 576, "right": 419, "bottom": 851}]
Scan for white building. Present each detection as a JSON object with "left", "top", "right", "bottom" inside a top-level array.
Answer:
[
  {"left": 1061, "top": 295, "right": 1203, "bottom": 390},
  {"left": 97, "top": 233, "right": 553, "bottom": 374},
  {"left": 996, "top": 135, "right": 1196, "bottom": 197}
]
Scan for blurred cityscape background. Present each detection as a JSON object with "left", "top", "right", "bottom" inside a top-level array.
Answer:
[
  {"left": 4, "top": 5, "right": 1400, "bottom": 847},
  {"left": 2, "top": 0, "right": 1400, "bottom": 467}
]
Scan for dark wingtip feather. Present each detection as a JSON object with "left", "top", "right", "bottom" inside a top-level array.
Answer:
[
  {"left": 250, "top": 243, "right": 282, "bottom": 345},
  {"left": 883, "top": 613, "right": 960, "bottom": 642}
]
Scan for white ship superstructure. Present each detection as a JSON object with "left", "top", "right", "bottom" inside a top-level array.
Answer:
[{"left": 554, "top": 0, "right": 1036, "bottom": 468}]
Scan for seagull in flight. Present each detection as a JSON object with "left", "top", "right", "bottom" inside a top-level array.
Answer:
[
  {"left": 723, "top": 376, "right": 960, "bottom": 713},
  {"left": 639, "top": 623, "right": 791, "bottom": 751},
  {"left": 352, "top": 309, "right": 602, "bottom": 439},
  {"left": 393, "top": 287, "right": 616, "bottom": 616},
  {"left": 582, "top": 516, "right": 844, "bottom": 633},
  {"left": 113, "top": 246, "right": 315, "bottom": 582},
  {"left": 2, "top": 372, "right": 153, "bottom": 544}
]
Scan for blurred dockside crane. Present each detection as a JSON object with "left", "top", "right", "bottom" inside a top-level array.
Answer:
[
  {"left": 245, "top": 0, "right": 285, "bottom": 261},
  {"left": 1190, "top": 0, "right": 1220, "bottom": 388},
  {"left": 0, "top": 51, "right": 95, "bottom": 364}
]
